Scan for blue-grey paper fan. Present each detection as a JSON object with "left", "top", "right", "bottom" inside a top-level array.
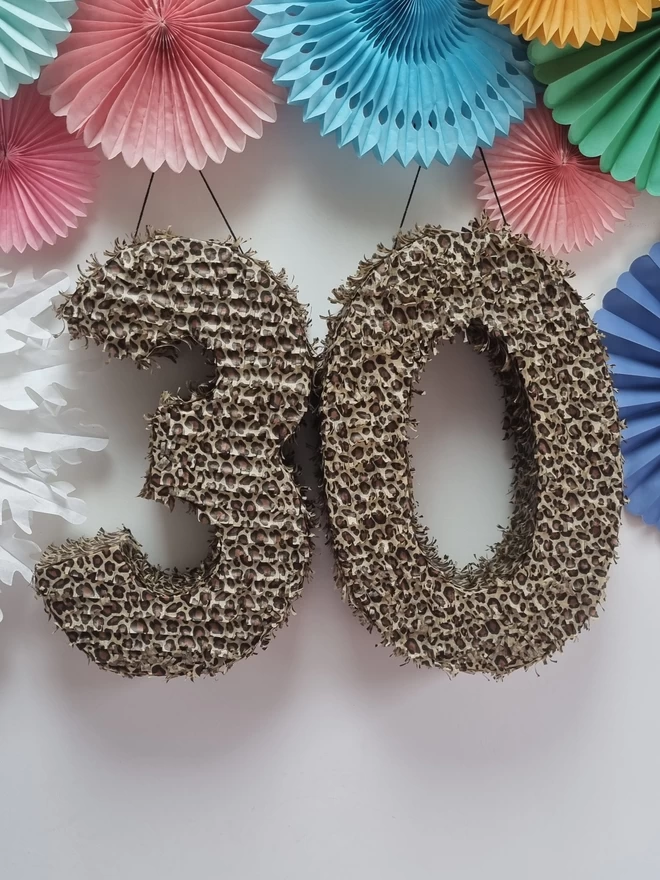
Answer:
[
  {"left": 248, "top": 0, "right": 536, "bottom": 166},
  {"left": 596, "top": 243, "right": 660, "bottom": 528},
  {"left": 0, "top": 1, "right": 77, "bottom": 99}
]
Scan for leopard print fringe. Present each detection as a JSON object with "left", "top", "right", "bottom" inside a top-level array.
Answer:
[
  {"left": 319, "top": 216, "right": 623, "bottom": 676},
  {"left": 34, "top": 232, "right": 314, "bottom": 678}
]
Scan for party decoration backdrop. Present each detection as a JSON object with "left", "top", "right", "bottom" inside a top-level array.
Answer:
[
  {"left": 475, "top": 104, "right": 637, "bottom": 254},
  {"left": 0, "top": 0, "right": 76, "bottom": 100},
  {"left": 531, "top": 11, "right": 660, "bottom": 194},
  {"left": 0, "top": 269, "right": 107, "bottom": 595},
  {"left": 0, "top": 84, "right": 98, "bottom": 253},
  {"left": 249, "top": 0, "right": 535, "bottom": 166},
  {"left": 596, "top": 245, "right": 660, "bottom": 528},
  {"left": 479, "top": 0, "right": 659, "bottom": 48},
  {"left": 39, "top": 0, "right": 283, "bottom": 172}
]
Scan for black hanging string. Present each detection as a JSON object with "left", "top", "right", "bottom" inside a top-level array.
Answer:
[
  {"left": 134, "top": 171, "right": 155, "bottom": 237},
  {"left": 199, "top": 170, "right": 238, "bottom": 242},
  {"left": 133, "top": 169, "right": 239, "bottom": 241},
  {"left": 399, "top": 165, "right": 422, "bottom": 230},
  {"left": 478, "top": 146, "right": 507, "bottom": 226}
]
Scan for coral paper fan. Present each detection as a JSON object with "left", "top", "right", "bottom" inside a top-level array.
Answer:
[
  {"left": 0, "top": 0, "right": 76, "bottom": 100},
  {"left": 475, "top": 104, "right": 636, "bottom": 255},
  {"left": 38, "top": 0, "right": 283, "bottom": 172},
  {"left": 595, "top": 244, "right": 660, "bottom": 527},
  {"left": 249, "top": 0, "right": 535, "bottom": 167},
  {"left": 0, "top": 85, "right": 98, "bottom": 254},
  {"left": 478, "top": 0, "right": 659, "bottom": 48},
  {"left": 530, "top": 11, "right": 660, "bottom": 194}
]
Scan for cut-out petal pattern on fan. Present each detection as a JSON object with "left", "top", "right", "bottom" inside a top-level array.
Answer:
[
  {"left": 0, "top": 270, "right": 107, "bottom": 595},
  {"left": 249, "top": 0, "right": 535, "bottom": 166}
]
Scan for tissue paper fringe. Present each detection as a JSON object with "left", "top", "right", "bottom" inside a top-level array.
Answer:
[
  {"left": 319, "top": 214, "right": 623, "bottom": 677},
  {"left": 34, "top": 232, "right": 315, "bottom": 678}
]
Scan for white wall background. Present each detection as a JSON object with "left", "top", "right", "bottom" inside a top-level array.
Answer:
[{"left": 1, "top": 104, "right": 659, "bottom": 880}]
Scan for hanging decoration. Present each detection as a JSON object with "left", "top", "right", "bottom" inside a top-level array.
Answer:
[
  {"left": 34, "top": 232, "right": 314, "bottom": 678},
  {"left": 475, "top": 103, "right": 637, "bottom": 255},
  {"left": 0, "top": 269, "right": 107, "bottom": 599},
  {"left": 319, "top": 216, "right": 623, "bottom": 677},
  {"left": 248, "top": 0, "right": 535, "bottom": 167},
  {"left": 530, "top": 11, "right": 660, "bottom": 194},
  {"left": 0, "top": 0, "right": 76, "bottom": 100},
  {"left": 596, "top": 245, "right": 660, "bottom": 528},
  {"left": 478, "top": 0, "right": 659, "bottom": 48},
  {"left": 39, "top": 0, "right": 283, "bottom": 173},
  {"left": 0, "top": 84, "right": 98, "bottom": 254}
]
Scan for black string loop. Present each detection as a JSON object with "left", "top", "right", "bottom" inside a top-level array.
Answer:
[
  {"left": 399, "top": 165, "right": 422, "bottom": 230},
  {"left": 134, "top": 172, "right": 154, "bottom": 237},
  {"left": 478, "top": 146, "right": 507, "bottom": 226},
  {"left": 133, "top": 169, "right": 239, "bottom": 242}
]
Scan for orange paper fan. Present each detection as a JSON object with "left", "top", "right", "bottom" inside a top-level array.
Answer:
[
  {"left": 477, "top": 0, "right": 660, "bottom": 47},
  {"left": 475, "top": 104, "right": 637, "bottom": 255}
]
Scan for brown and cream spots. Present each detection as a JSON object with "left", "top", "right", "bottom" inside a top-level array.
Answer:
[
  {"left": 33, "top": 231, "right": 314, "bottom": 678},
  {"left": 319, "top": 216, "right": 623, "bottom": 677}
]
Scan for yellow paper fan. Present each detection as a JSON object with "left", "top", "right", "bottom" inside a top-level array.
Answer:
[{"left": 477, "top": 0, "right": 660, "bottom": 47}]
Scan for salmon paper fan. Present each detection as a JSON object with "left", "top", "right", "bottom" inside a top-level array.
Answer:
[
  {"left": 477, "top": 0, "right": 660, "bottom": 47},
  {"left": 38, "top": 0, "right": 283, "bottom": 172},
  {"left": 475, "top": 104, "right": 637, "bottom": 255},
  {"left": 0, "top": 84, "right": 98, "bottom": 254}
]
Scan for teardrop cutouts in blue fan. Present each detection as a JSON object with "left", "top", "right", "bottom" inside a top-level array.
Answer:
[{"left": 249, "top": 0, "right": 535, "bottom": 166}]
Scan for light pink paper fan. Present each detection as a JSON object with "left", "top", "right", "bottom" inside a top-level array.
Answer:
[
  {"left": 0, "top": 85, "right": 98, "bottom": 254},
  {"left": 39, "top": 0, "right": 283, "bottom": 173},
  {"left": 475, "top": 103, "right": 637, "bottom": 255}
]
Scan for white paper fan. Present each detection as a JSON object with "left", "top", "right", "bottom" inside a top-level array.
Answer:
[{"left": 0, "top": 269, "right": 107, "bottom": 611}]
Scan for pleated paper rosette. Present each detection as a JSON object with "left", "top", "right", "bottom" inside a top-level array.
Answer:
[
  {"left": 249, "top": 0, "right": 535, "bottom": 166},
  {"left": 479, "top": 0, "right": 659, "bottom": 48},
  {"left": 531, "top": 10, "right": 660, "bottom": 194},
  {"left": 475, "top": 104, "right": 637, "bottom": 254},
  {"left": 39, "top": 0, "right": 283, "bottom": 172},
  {"left": 0, "top": 84, "right": 98, "bottom": 254},
  {"left": 596, "top": 244, "right": 660, "bottom": 527},
  {"left": 0, "top": 0, "right": 76, "bottom": 100}
]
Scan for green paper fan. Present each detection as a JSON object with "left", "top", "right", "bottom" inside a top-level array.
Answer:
[{"left": 530, "top": 11, "right": 660, "bottom": 195}]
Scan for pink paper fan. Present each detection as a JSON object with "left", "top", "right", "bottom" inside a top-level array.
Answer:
[
  {"left": 0, "top": 85, "right": 98, "bottom": 254},
  {"left": 38, "top": 0, "right": 283, "bottom": 173},
  {"left": 475, "top": 104, "right": 637, "bottom": 255}
]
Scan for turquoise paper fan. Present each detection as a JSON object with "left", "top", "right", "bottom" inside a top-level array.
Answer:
[
  {"left": 249, "top": 0, "right": 536, "bottom": 166},
  {"left": 0, "top": 0, "right": 77, "bottom": 100}
]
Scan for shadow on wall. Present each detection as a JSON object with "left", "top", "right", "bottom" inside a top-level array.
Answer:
[{"left": 0, "top": 333, "right": 624, "bottom": 781}]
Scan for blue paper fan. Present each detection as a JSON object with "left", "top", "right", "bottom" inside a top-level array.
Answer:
[
  {"left": 0, "top": 0, "right": 77, "bottom": 100},
  {"left": 596, "top": 243, "right": 660, "bottom": 528},
  {"left": 248, "top": 0, "right": 536, "bottom": 166}
]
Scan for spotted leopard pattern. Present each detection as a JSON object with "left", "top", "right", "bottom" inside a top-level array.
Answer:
[
  {"left": 320, "top": 216, "right": 623, "bottom": 676},
  {"left": 34, "top": 232, "right": 314, "bottom": 678}
]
